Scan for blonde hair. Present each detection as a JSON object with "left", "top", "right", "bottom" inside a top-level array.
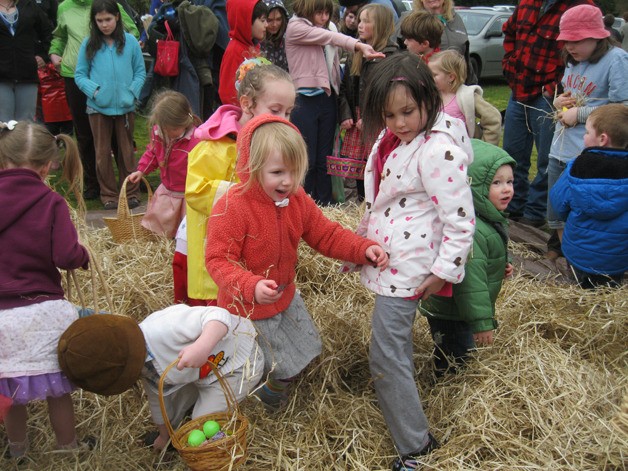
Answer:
[
  {"left": 148, "top": 90, "right": 200, "bottom": 138},
  {"left": 430, "top": 50, "right": 466, "bottom": 91},
  {"left": 400, "top": 10, "right": 444, "bottom": 48},
  {"left": 0, "top": 121, "right": 84, "bottom": 210},
  {"left": 292, "top": 0, "right": 334, "bottom": 24},
  {"left": 588, "top": 104, "right": 628, "bottom": 149},
  {"left": 350, "top": 4, "right": 395, "bottom": 77},
  {"left": 413, "top": 0, "right": 454, "bottom": 21},
  {"left": 244, "top": 122, "right": 308, "bottom": 194},
  {"left": 237, "top": 63, "right": 294, "bottom": 111}
]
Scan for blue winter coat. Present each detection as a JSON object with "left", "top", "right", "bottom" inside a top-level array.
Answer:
[
  {"left": 550, "top": 147, "right": 628, "bottom": 276},
  {"left": 74, "top": 32, "right": 145, "bottom": 116}
]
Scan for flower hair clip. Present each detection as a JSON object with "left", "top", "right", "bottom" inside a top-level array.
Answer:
[
  {"left": 1, "top": 120, "right": 18, "bottom": 130},
  {"left": 235, "top": 57, "right": 271, "bottom": 92}
]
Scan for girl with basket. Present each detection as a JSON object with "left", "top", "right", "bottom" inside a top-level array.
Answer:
[{"left": 128, "top": 91, "right": 202, "bottom": 238}]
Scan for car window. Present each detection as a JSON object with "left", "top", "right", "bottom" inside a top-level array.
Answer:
[
  {"left": 487, "top": 15, "right": 509, "bottom": 36},
  {"left": 458, "top": 12, "right": 492, "bottom": 35}
]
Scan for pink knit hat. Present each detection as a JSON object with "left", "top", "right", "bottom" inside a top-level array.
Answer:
[{"left": 557, "top": 5, "right": 610, "bottom": 41}]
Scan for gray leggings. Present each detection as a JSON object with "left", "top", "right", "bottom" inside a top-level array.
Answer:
[
  {"left": 370, "top": 295, "right": 430, "bottom": 455},
  {"left": 0, "top": 81, "right": 38, "bottom": 122}
]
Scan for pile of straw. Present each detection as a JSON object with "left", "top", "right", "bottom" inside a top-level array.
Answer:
[{"left": 2, "top": 205, "right": 625, "bottom": 470}]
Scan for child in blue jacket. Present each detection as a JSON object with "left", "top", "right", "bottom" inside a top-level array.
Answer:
[
  {"left": 75, "top": 0, "right": 146, "bottom": 210},
  {"left": 550, "top": 104, "right": 628, "bottom": 289}
]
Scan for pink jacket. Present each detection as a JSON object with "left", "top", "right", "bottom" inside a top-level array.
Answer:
[
  {"left": 136, "top": 126, "right": 200, "bottom": 192},
  {"left": 285, "top": 15, "right": 358, "bottom": 95}
]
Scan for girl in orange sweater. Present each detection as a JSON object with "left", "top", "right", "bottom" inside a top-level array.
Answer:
[{"left": 205, "top": 115, "right": 388, "bottom": 410}]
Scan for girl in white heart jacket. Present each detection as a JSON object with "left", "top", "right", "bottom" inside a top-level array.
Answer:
[{"left": 352, "top": 52, "right": 475, "bottom": 470}]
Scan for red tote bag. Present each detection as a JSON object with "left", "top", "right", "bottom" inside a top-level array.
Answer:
[{"left": 154, "top": 21, "right": 180, "bottom": 77}]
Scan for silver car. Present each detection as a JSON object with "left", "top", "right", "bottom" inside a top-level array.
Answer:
[{"left": 457, "top": 8, "right": 513, "bottom": 80}]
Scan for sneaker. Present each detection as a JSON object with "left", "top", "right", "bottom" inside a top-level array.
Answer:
[
  {"left": 252, "top": 383, "right": 288, "bottom": 412},
  {"left": 391, "top": 433, "right": 440, "bottom": 471},
  {"left": 127, "top": 197, "right": 141, "bottom": 209},
  {"left": 103, "top": 201, "right": 118, "bottom": 210}
]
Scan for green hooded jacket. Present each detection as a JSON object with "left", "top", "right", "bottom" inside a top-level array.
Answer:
[
  {"left": 420, "top": 139, "right": 516, "bottom": 334},
  {"left": 49, "top": 0, "right": 139, "bottom": 78}
]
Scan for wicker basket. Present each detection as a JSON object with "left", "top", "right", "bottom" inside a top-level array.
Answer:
[
  {"left": 326, "top": 155, "right": 367, "bottom": 179},
  {"left": 103, "top": 176, "right": 156, "bottom": 243},
  {"left": 159, "top": 360, "right": 249, "bottom": 471}
]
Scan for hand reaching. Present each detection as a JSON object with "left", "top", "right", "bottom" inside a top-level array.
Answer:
[
  {"left": 473, "top": 330, "right": 494, "bottom": 346},
  {"left": 177, "top": 343, "right": 209, "bottom": 370},
  {"left": 504, "top": 263, "right": 514, "bottom": 278},
  {"left": 254, "top": 279, "right": 283, "bottom": 305},
  {"left": 415, "top": 274, "right": 446, "bottom": 300},
  {"left": 366, "top": 245, "right": 389, "bottom": 269},
  {"left": 128, "top": 171, "right": 144, "bottom": 184}
]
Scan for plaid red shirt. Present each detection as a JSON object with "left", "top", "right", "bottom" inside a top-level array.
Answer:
[{"left": 502, "top": 0, "right": 594, "bottom": 102}]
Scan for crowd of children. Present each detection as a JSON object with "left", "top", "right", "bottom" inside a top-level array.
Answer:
[{"left": 1, "top": 0, "right": 626, "bottom": 469}]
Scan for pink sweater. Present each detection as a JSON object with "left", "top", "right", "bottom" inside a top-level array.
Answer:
[
  {"left": 285, "top": 15, "right": 358, "bottom": 95},
  {"left": 136, "top": 126, "right": 200, "bottom": 192}
]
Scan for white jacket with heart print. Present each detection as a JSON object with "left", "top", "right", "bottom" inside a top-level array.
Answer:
[{"left": 357, "top": 113, "right": 476, "bottom": 298}]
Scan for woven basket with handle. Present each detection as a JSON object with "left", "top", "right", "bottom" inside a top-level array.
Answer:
[
  {"left": 103, "top": 176, "right": 156, "bottom": 243},
  {"left": 159, "top": 360, "right": 249, "bottom": 471}
]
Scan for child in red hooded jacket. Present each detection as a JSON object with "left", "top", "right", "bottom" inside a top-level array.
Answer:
[
  {"left": 218, "top": 0, "right": 268, "bottom": 105},
  {"left": 205, "top": 115, "right": 388, "bottom": 410}
]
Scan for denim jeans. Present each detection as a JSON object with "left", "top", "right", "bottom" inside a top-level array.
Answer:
[
  {"left": 547, "top": 157, "right": 568, "bottom": 230},
  {"left": 0, "top": 81, "right": 38, "bottom": 122},
  {"left": 503, "top": 94, "right": 554, "bottom": 221},
  {"left": 426, "top": 317, "right": 475, "bottom": 376}
]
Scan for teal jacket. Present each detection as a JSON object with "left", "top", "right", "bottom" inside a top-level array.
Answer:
[
  {"left": 49, "top": 0, "right": 139, "bottom": 78},
  {"left": 74, "top": 32, "right": 145, "bottom": 116},
  {"left": 420, "top": 140, "right": 515, "bottom": 334}
]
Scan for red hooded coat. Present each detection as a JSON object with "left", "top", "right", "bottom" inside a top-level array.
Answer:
[{"left": 218, "top": 0, "right": 260, "bottom": 105}]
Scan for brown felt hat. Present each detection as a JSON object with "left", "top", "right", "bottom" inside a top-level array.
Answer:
[{"left": 58, "top": 314, "right": 147, "bottom": 396}]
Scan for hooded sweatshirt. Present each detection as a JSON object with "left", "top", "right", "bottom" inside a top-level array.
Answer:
[
  {"left": 357, "top": 112, "right": 475, "bottom": 297},
  {"left": 205, "top": 114, "right": 378, "bottom": 320},
  {"left": 420, "top": 140, "right": 515, "bottom": 334},
  {"left": 550, "top": 147, "right": 628, "bottom": 276},
  {"left": 218, "top": 0, "right": 260, "bottom": 105},
  {"left": 49, "top": 0, "right": 139, "bottom": 78},
  {"left": 0, "top": 169, "right": 89, "bottom": 309}
]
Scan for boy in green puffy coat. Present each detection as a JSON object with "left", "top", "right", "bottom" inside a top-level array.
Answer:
[{"left": 420, "top": 139, "right": 515, "bottom": 376}]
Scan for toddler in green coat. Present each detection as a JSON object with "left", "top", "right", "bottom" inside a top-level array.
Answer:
[{"left": 420, "top": 139, "right": 515, "bottom": 376}]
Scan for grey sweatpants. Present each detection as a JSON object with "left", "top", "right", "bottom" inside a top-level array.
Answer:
[{"left": 370, "top": 295, "right": 430, "bottom": 456}]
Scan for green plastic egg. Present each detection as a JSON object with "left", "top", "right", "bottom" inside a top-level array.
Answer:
[
  {"left": 203, "top": 420, "right": 221, "bottom": 438},
  {"left": 187, "top": 429, "right": 206, "bottom": 447}
]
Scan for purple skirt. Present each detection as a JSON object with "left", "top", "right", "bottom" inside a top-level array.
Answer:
[{"left": 0, "top": 373, "right": 75, "bottom": 405}]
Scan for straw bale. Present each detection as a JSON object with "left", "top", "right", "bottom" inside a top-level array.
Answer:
[{"left": 1, "top": 205, "right": 626, "bottom": 470}]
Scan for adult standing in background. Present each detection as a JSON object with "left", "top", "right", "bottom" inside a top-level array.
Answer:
[
  {"left": 49, "top": 0, "right": 138, "bottom": 200},
  {"left": 410, "top": 0, "right": 476, "bottom": 84},
  {"left": 501, "top": 0, "right": 594, "bottom": 227},
  {"left": 0, "top": 0, "right": 53, "bottom": 121}
]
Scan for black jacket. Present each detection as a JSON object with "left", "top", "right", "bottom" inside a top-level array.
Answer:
[{"left": 0, "top": 0, "right": 53, "bottom": 83}]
